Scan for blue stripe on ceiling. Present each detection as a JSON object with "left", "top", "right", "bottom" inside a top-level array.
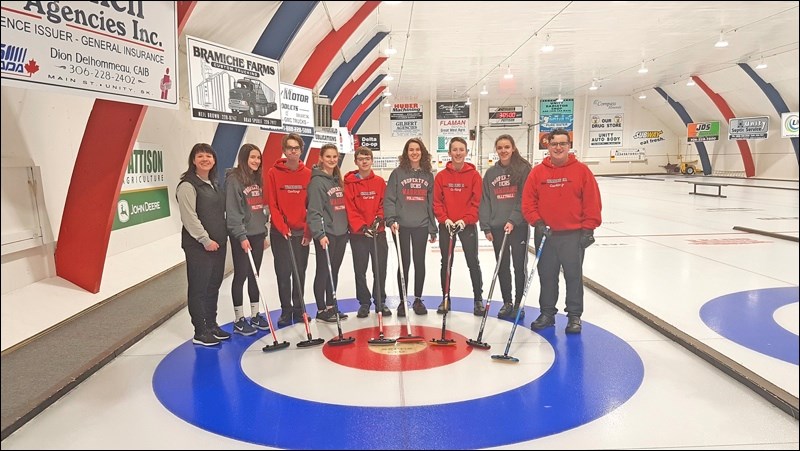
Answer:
[
  {"left": 319, "top": 32, "right": 388, "bottom": 101},
  {"left": 352, "top": 96, "right": 384, "bottom": 135},
  {"left": 212, "top": 1, "right": 318, "bottom": 171},
  {"left": 340, "top": 74, "right": 386, "bottom": 126},
  {"left": 655, "top": 87, "right": 711, "bottom": 175},
  {"left": 738, "top": 63, "right": 798, "bottom": 164}
]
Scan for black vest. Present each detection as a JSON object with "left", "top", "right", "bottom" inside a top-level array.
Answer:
[{"left": 179, "top": 172, "right": 226, "bottom": 249}]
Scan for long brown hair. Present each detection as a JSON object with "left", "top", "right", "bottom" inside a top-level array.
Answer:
[
  {"left": 494, "top": 134, "right": 531, "bottom": 186},
  {"left": 398, "top": 138, "right": 432, "bottom": 172},
  {"left": 317, "top": 143, "right": 342, "bottom": 187},
  {"left": 181, "top": 143, "right": 218, "bottom": 183},
  {"left": 230, "top": 143, "right": 262, "bottom": 187}
]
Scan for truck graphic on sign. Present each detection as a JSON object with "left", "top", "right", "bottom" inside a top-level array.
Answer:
[{"left": 229, "top": 77, "right": 277, "bottom": 117}]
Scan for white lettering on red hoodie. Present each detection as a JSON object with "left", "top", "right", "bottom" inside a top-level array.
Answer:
[{"left": 433, "top": 161, "right": 482, "bottom": 224}]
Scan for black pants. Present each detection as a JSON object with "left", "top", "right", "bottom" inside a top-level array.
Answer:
[
  {"left": 313, "top": 234, "right": 348, "bottom": 310},
  {"left": 489, "top": 225, "right": 529, "bottom": 304},
  {"left": 271, "top": 229, "right": 309, "bottom": 314},
  {"left": 351, "top": 233, "right": 388, "bottom": 307},
  {"left": 392, "top": 226, "right": 429, "bottom": 298},
  {"left": 229, "top": 233, "right": 265, "bottom": 307},
  {"left": 183, "top": 242, "right": 226, "bottom": 335},
  {"left": 536, "top": 230, "right": 584, "bottom": 317},
  {"left": 439, "top": 223, "right": 482, "bottom": 301}
]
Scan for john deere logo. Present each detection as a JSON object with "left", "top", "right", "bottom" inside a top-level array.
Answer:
[{"left": 117, "top": 200, "right": 130, "bottom": 223}]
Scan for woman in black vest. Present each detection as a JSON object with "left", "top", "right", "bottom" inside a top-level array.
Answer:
[{"left": 177, "top": 143, "right": 230, "bottom": 346}]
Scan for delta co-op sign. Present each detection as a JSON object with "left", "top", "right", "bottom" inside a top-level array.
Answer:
[{"left": 113, "top": 142, "right": 170, "bottom": 230}]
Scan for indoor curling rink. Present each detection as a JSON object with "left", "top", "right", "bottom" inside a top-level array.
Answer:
[{"left": 2, "top": 175, "right": 798, "bottom": 450}]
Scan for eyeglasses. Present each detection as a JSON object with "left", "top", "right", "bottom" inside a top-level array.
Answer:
[
  {"left": 284, "top": 146, "right": 302, "bottom": 152},
  {"left": 356, "top": 157, "right": 372, "bottom": 162},
  {"left": 548, "top": 142, "right": 571, "bottom": 148}
]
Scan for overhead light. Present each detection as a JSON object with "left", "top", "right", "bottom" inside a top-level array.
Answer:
[
  {"left": 385, "top": 72, "right": 394, "bottom": 81},
  {"left": 383, "top": 100, "right": 391, "bottom": 107},
  {"left": 384, "top": 91, "right": 392, "bottom": 97},
  {"left": 465, "top": 98, "right": 471, "bottom": 106},
  {"left": 637, "top": 61, "right": 649, "bottom": 74},
  {"left": 638, "top": 92, "right": 647, "bottom": 100},
  {"left": 540, "top": 34, "right": 554, "bottom": 53},
  {"left": 480, "top": 85, "right": 488, "bottom": 95},
  {"left": 384, "top": 37, "right": 397, "bottom": 55},
  {"left": 714, "top": 31, "right": 728, "bottom": 48},
  {"left": 556, "top": 94, "right": 564, "bottom": 102},
  {"left": 503, "top": 66, "right": 513, "bottom": 80},
  {"left": 755, "top": 59, "right": 768, "bottom": 69},
  {"left": 686, "top": 78, "right": 696, "bottom": 86},
  {"left": 589, "top": 80, "right": 599, "bottom": 91}
]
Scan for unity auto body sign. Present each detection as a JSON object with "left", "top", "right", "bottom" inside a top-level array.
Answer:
[{"left": 0, "top": 1, "right": 179, "bottom": 108}]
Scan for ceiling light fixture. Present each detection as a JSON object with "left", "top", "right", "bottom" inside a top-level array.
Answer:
[
  {"left": 383, "top": 100, "right": 391, "bottom": 107},
  {"left": 589, "top": 80, "right": 599, "bottom": 91},
  {"left": 540, "top": 34, "right": 554, "bottom": 53},
  {"left": 755, "top": 58, "right": 768, "bottom": 69},
  {"left": 638, "top": 92, "right": 647, "bottom": 99},
  {"left": 465, "top": 98, "right": 471, "bottom": 106},
  {"left": 384, "top": 91, "right": 393, "bottom": 97},
  {"left": 385, "top": 72, "right": 394, "bottom": 81},
  {"left": 638, "top": 61, "right": 649, "bottom": 74},
  {"left": 384, "top": 37, "right": 397, "bottom": 55},
  {"left": 504, "top": 66, "right": 513, "bottom": 80},
  {"left": 686, "top": 78, "right": 696, "bottom": 86},
  {"left": 480, "top": 85, "right": 488, "bottom": 95},
  {"left": 556, "top": 94, "right": 564, "bottom": 102},
  {"left": 714, "top": 31, "right": 728, "bottom": 48}
]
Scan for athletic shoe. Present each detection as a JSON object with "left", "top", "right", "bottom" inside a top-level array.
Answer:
[
  {"left": 192, "top": 332, "right": 220, "bottom": 346},
  {"left": 565, "top": 316, "right": 582, "bottom": 334},
  {"left": 233, "top": 317, "right": 256, "bottom": 336},
  {"left": 277, "top": 311, "right": 293, "bottom": 328},
  {"left": 497, "top": 302, "right": 514, "bottom": 319},
  {"left": 412, "top": 298, "right": 428, "bottom": 315},
  {"left": 292, "top": 309, "right": 305, "bottom": 324},
  {"left": 337, "top": 310, "right": 349, "bottom": 320},
  {"left": 357, "top": 304, "right": 371, "bottom": 318},
  {"left": 210, "top": 325, "right": 231, "bottom": 340},
  {"left": 530, "top": 313, "right": 555, "bottom": 331},
  {"left": 396, "top": 302, "right": 406, "bottom": 317},
  {"left": 316, "top": 309, "right": 338, "bottom": 323},
  {"left": 512, "top": 302, "right": 526, "bottom": 322},
  {"left": 473, "top": 299, "right": 485, "bottom": 316},
  {"left": 377, "top": 304, "right": 392, "bottom": 316},
  {"left": 436, "top": 300, "right": 449, "bottom": 314},
  {"left": 251, "top": 313, "right": 270, "bottom": 331}
]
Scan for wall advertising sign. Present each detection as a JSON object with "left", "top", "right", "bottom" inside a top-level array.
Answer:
[
  {"left": 354, "top": 134, "right": 380, "bottom": 152},
  {"left": 391, "top": 103, "right": 423, "bottom": 137},
  {"left": 590, "top": 114, "right": 623, "bottom": 131},
  {"left": 589, "top": 131, "right": 623, "bottom": 147},
  {"left": 728, "top": 116, "right": 769, "bottom": 140},
  {"left": 539, "top": 98, "right": 574, "bottom": 149},
  {"left": 113, "top": 142, "right": 170, "bottom": 230},
  {"left": 436, "top": 101, "right": 469, "bottom": 119},
  {"left": 438, "top": 118, "right": 468, "bottom": 139},
  {"left": 261, "top": 83, "right": 314, "bottom": 136},
  {"left": 186, "top": 36, "right": 282, "bottom": 127},
  {"left": 488, "top": 106, "right": 523, "bottom": 126},
  {"left": 687, "top": 121, "right": 720, "bottom": 142},
  {"left": 610, "top": 148, "right": 646, "bottom": 161},
  {"left": 1, "top": 1, "right": 179, "bottom": 108},
  {"left": 782, "top": 112, "right": 799, "bottom": 138}
]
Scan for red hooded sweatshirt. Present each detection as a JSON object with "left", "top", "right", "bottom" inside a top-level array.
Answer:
[
  {"left": 344, "top": 169, "right": 386, "bottom": 234},
  {"left": 521, "top": 154, "right": 602, "bottom": 231},
  {"left": 433, "top": 161, "right": 482, "bottom": 224},
  {"left": 266, "top": 158, "right": 311, "bottom": 238}
]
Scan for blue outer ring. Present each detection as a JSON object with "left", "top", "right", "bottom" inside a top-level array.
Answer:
[
  {"left": 700, "top": 286, "right": 799, "bottom": 365},
  {"left": 154, "top": 297, "right": 644, "bottom": 449}
]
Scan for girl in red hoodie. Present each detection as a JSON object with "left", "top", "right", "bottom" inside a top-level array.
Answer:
[
  {"left": 433, "top": 137, "right": 484, "bottom": 316},
  {"left": 344, "top": 147, "right": 390, "bottom": 318},
  {"left": 266, "top": 133, "right": 312, "bottom": 328}
]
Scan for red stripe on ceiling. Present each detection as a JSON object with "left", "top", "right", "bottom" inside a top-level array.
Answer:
[
  {"left": 347, "top": 86, "right": 385, "bottom": 130},
  {"left": 55, "top": 2, "right": 197, "bottom": 292},
  {"left": 332, "top": 57, "right": 387, "bottom": 119},
  {"left": 293, "top": 1, "right": 380, "bottom": 88},
  {"left": 692, "top": 76, "right": 755, "bottom": 177}
]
